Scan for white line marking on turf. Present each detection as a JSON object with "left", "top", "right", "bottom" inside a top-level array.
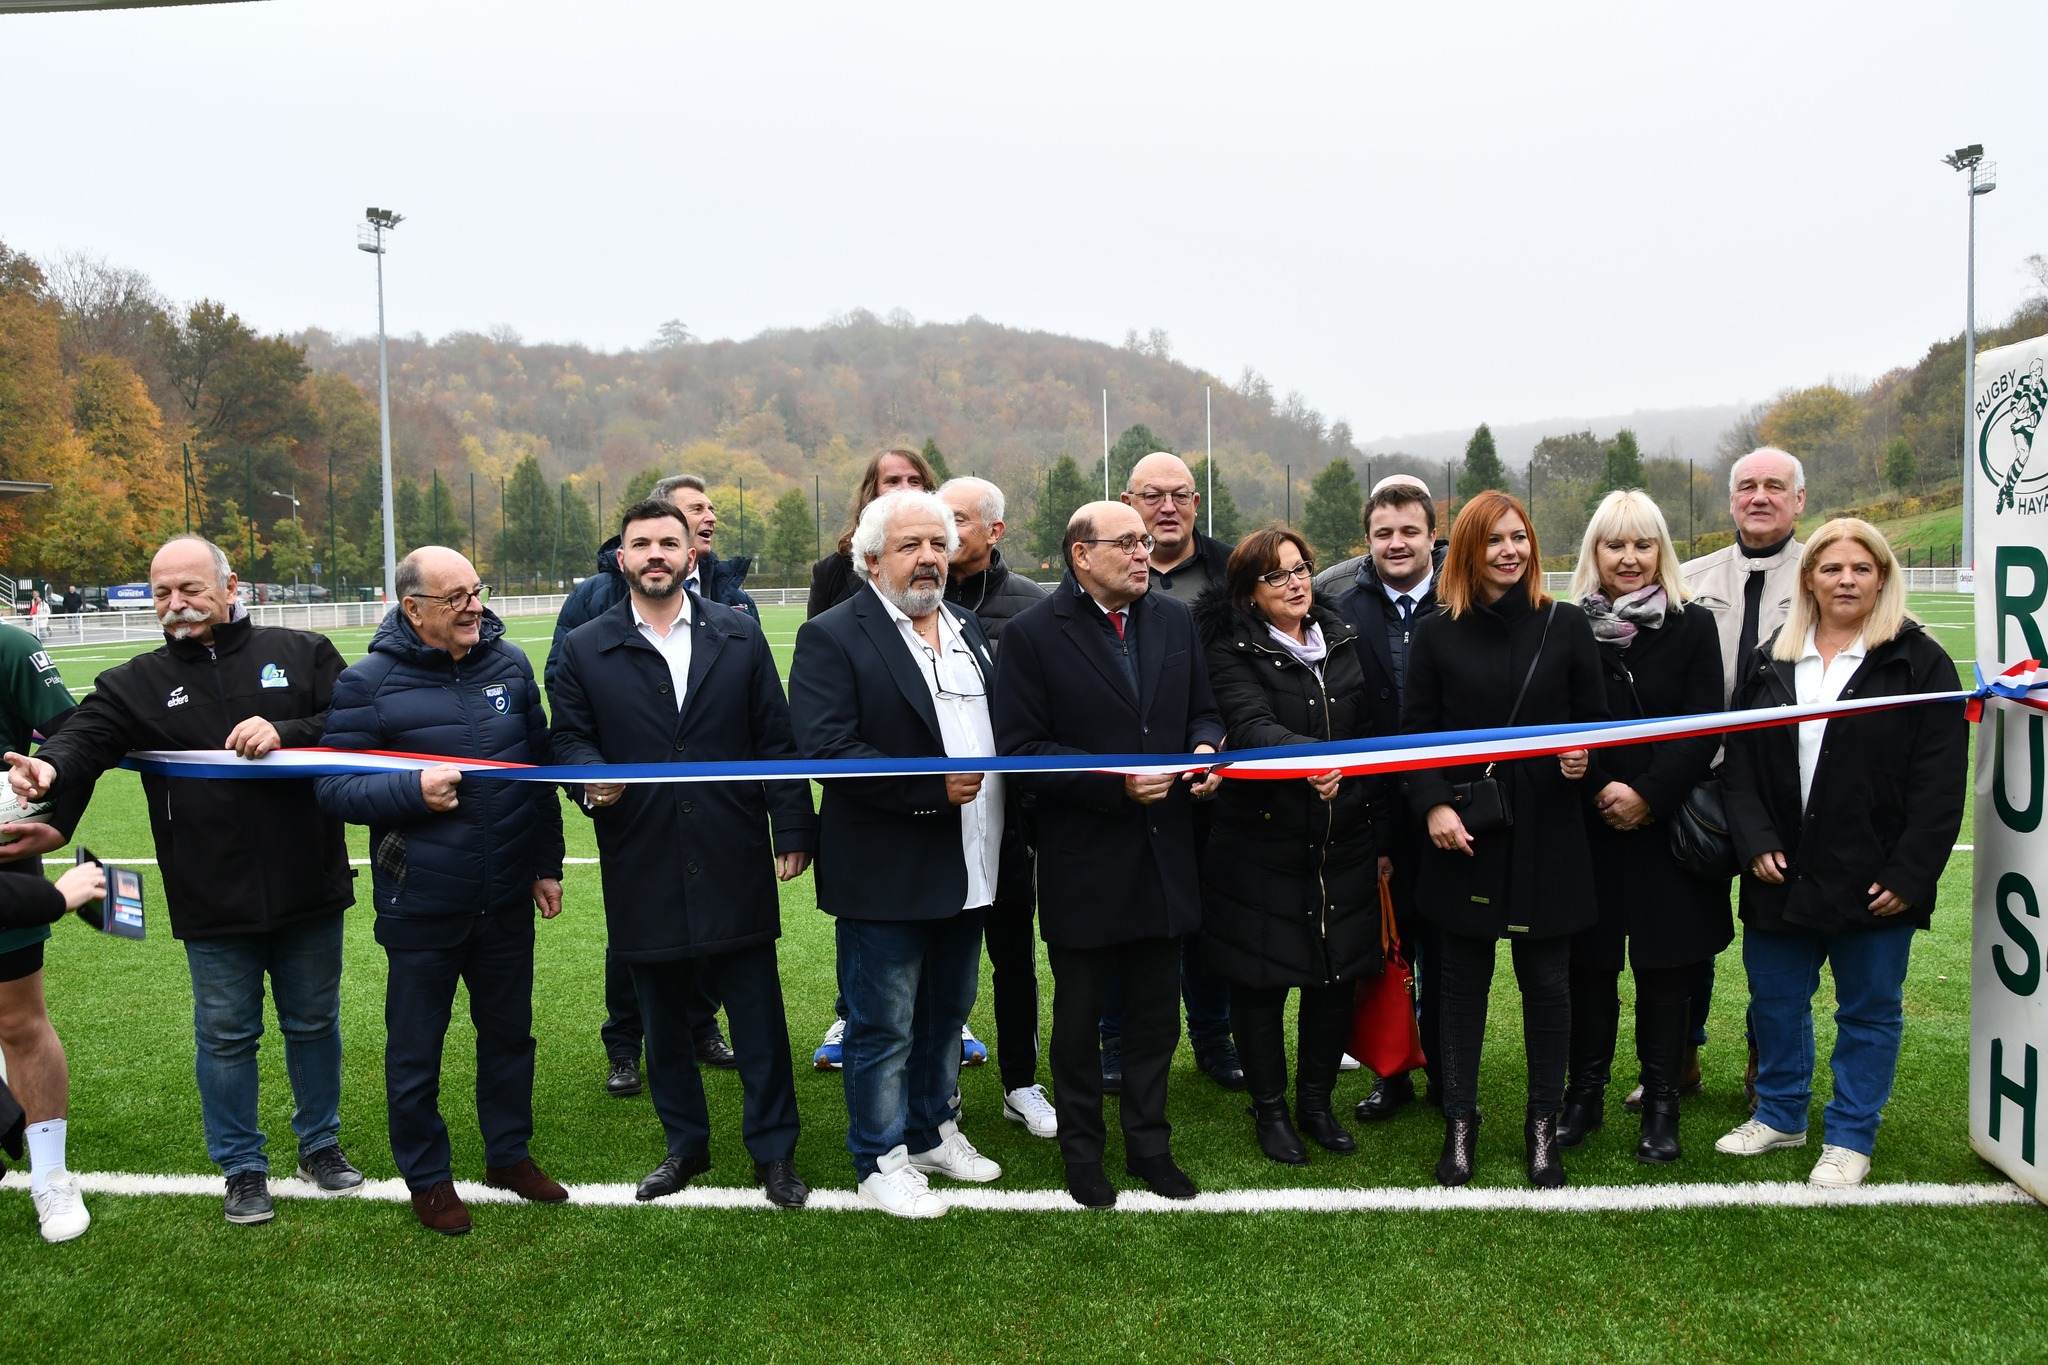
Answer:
[
  {"left": 44, "top": 856, "right": 605, "bottom": 866},
  {"left": 1, "top": 1169, "right": 2031, "bottom": 1214}
]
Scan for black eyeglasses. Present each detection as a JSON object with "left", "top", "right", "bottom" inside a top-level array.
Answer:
[
  {"left": 1132, "top": 488, "right": 1196, "bottom": 508},
  {"left": 409, "top": 584, "right": 489, "bottom": 611},
  {"left": 1256, "top": 562, "right": 1316, "bottom": 589},
  {"left": 1079, "top": 534, "right": 1155, "bottom": 555},
  {"left": 921, "top": 643, "right": 987, "bottom": 701}
]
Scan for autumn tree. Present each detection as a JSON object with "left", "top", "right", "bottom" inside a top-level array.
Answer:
[
  {"left": 268, "top": 516, "right": 315, "bottom": 584},
  {"left": 1302, "top": 459, "right": 1364, "bottom": 564},
  {"left": 0, "top": 242, "right": 69, "bottom": 552}
]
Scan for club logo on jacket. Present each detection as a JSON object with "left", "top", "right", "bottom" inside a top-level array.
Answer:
[
  {"left": 260, "top": 663, "right": 289, "bottom": 689},
  {"left": 166, "top": 685, "right": 188, "bottom": 708},
  {"left": 484, "top": 683, "right": 510, "bottom": 714}
]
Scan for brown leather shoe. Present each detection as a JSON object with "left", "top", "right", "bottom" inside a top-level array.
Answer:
[
  {"left": 1679, "top": 1045, "right": 1704, "bottom": 1097},
  {"left": 485, "top": 1157, "right": 569, "bottom": 1204},
  {"left": 412, "top": 1180, "right": 472, "bottom": 1235}
]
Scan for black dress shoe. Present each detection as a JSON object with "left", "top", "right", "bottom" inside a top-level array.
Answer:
[
  {"left": 1126, "top": 1153, "right": 1197, "bottom": 1200},
  {"left": 1249, "top": 1100, "right": 1309, "bottom": 1166},
  {"left": 1354, "top": 1073, "right": 1416, "bottom": 1122},
  {"left": 1436, "top": 1112, "right": 1479, "bottom": 1187},
  {"left": 606, "top": 1057, "right": 643, "bottom": 1098},
  {"left": 1557, "top": 1093, "right": 1604, "bottom": 1149},
  {"left": 1065, "top": 1162, "right": 1117, "bottom": 1209},
  {"left": 1296, "top": 1104, "right": 1358, "bottom": 1154},
  {"left": 754, "top": 1157, "right": 809, "bottom": 1208},
  {"left": 1526, "top": 1111, "right": 1566, "bottom": 1189},
  {"left": 1100, "top": 1038, "right": 1124, "bottom": 1095},
  {"left": 695, "top": 1034, "right": 739, "bottom": 1070},
  {"left": 1196, "top": 1043, "right": 1247, "bottom": 1092},
  {"left": 636, "top": 1150, "right": 712, "bottom": 1202}
]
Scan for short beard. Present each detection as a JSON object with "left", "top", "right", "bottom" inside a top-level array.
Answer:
[
  {"left": 879, "top": 571, "right": 944, "bottom": 618},
  {"left": 629, "top": 568, "right": 681, "bottom": 599}
]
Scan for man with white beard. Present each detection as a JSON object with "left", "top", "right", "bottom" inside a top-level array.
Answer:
[{"left": 5, "top": 535, "right": 362, "bottom": 1228}]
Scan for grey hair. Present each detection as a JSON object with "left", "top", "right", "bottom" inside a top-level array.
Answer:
[
  {"left": 940, "top": 476, "right": 1004, "bottom": 526},
  {"left": 159, "top": 534, "right": 233, "bottom": 588},
  {"left": 1729, "top": 447, "right": 1805, "bottom": 497},
  {"left": 851, "top": 489, "right": 959, "bottom": 580},
  {"left": 394, "top": 550, "right": 428, "bottom": 602},
  {"left": 654, "top": 474, "right": 707, "bottom": 499}
]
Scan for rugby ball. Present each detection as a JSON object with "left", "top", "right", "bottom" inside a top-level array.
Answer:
[{"left": 0, "top": 785, "right": 53, "bottom": 843}]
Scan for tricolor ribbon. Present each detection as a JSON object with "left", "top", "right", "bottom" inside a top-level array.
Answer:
[{"left": 112, "top": 670, "right": 2041, "bottom": 786}]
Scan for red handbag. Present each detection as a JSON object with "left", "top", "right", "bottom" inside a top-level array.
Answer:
[{"left": 1348, "top": 869, "right": 1427, "bottom": 1077}]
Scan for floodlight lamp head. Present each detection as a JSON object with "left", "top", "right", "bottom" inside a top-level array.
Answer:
[{"left": 364, "top": 207, "right": 405, "bottom": 231}]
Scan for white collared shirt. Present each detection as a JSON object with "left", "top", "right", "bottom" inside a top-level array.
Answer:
[
  {"left": 873, "top": 583, "right": 1004, "bottom": 910},
  {"left": 1793, "top": 625, "right": 1865, "bottom": 809},
  {"left": 632, "top": 593, "right": 693, "bottom": 712},
  {"left": 1382, "top": 564, "right": 1432, "bottom": 612}
]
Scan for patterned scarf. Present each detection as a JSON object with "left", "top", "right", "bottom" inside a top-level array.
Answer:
[{"left": 1581, "top": 585, "right": 1667, "bottom": 648}]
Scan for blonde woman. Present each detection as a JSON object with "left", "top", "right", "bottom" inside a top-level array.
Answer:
[
  {"left": 1559, "top": 491, "right": 1727, "bottom": 1164},
  {"left": 1718, "top": 518, "right": 1966, "bottom": 1187}
]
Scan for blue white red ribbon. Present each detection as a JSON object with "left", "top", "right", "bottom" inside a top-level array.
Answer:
[{"left": 110, "top": 668, "right": 2042, "bottom": 786}]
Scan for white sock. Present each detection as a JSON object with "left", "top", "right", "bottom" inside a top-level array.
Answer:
[{"left": 27, "top": 1119, "right": 68, "bottom": 1193}]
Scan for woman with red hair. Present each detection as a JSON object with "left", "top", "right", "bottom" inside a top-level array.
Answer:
[{"left": 1402, "top": 491, "right": 1607, "bottom": 1187}]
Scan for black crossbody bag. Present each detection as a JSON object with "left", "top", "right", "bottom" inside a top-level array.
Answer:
[
  {"left": 1447, "top": 603, "right": 1555, "bottom": 834},
  {"left": 1607, "top": 653, "right": 1740, "bottom": 882}
]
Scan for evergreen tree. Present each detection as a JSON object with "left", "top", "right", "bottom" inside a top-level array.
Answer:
[
  {"left": 1186, "top": 457, "right": 1243, "bottom": 543},
  {"left": 496, "top": 454, "right": 552, "bottom": 583},
  {"left": 1025, "top": 455, "right": 1093, "bottom": 563},
  {"left": 1455, "top": 423, "right": 1507, "bottom": 501},
  {"left": 766, "top": 487, "right": 813, "bottom": 576},
  {"left": 622, "top": 465, "right": 668, "bottom": 506},
  {"left": 268, "top": 516, "right": 314, "bottom": 583},
  {"left": 1301, "top": 459, "right": 1364, "bottom": 564},
  {"left": 920, "top": 437, "right": 952, "bottom": 484},
  {"left": 1603, "top": 428, "right": 1645, "bottom": 492},
  {"left": 394, "top": 477, "right": 426, "bottom": 553},
  {"left": 1091, "top": 423, "right": 1170, "bottom": 495},
  {"left": 1883, "top": 436, "right": 1918, "bottom": 494},
  {"left": 557, "top": 481, "right": 597, "bottom": 583}
]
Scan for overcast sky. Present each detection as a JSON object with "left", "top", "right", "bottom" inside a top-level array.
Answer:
[{"left": 6, "top": 1, "right": 2044, "bottom": 441}]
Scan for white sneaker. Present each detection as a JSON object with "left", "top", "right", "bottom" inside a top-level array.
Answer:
[
  {"left": 1714, "top": 1118, "right": 1808, "bottom": 1156},
  {"left": 32, "top": 1173, "right": 90, "bottom": 1244},
  {"left": 858, "top": 1146, "right": 948, "bottom": 1219},
  {"left": 1339, "top": 1053, "right": 1361, "bottom": 1073},
  {"left": 908, "top": 1119, "right": 1003, "bottom": 1182},
  {"left": 1808, "top": 1144, "right": 1872, "bottom": 1189},
  {"left": 1003, "top": 1084, "right": 1059, "bottom": 1139}
]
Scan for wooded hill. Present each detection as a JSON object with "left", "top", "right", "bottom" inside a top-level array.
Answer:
[{"left": 2, "top": 236, "right": 2042, "bottom": 588}]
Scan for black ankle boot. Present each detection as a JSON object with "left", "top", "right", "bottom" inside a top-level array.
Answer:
[
  {"left": 1637, "top": 1098, "right": 1681, "bottom": 1164},
  {"left": 1557, "top": 1090, "right": 1605, "bottom": 1148},
  {"left": 1635, "top": 982, "right": 1691, "bottom": 1165},
  {"left": 1294, "top": 987, "right": 1357, "bottom": 1153},
  {"left": 1437, "top": 1112, "right": 1479, "bottom": 1187},
  {"left": 1525, "top": 1110, "right": 1566, "bottom": 1188},
  {"left": 1250, "top": 1098, "right": 1308, "bottom": 1165}
]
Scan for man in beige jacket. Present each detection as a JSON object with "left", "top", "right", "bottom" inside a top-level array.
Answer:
[{"left": 1621, "top": 446, "right": 1807, "bottom": 1115}]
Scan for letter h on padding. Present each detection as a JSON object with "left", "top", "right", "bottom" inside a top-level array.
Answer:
[{"left": 1989, "top": 1037, "right": 2038, "bottom": 1165}]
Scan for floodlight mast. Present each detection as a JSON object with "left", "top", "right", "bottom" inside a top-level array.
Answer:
[
  {"left": 1942, "top": 146, "right": 1994, "bottom": 562},
  {"left": 358, "top": 207, "right": 405, "bottom": 604}
]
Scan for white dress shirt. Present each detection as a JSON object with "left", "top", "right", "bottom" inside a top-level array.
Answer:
[
  {"left": 1381, "top": 564, "right": 1433, "bottom": 611},
  {"left": 632, "top": 592, "right": 693, "bottom": 712},
  {"left": 1793, "top": 625, "right": 1865, "bottom": 809},
  {"left": 874, "top": 583, "right": 1004, "bottom": 910}
]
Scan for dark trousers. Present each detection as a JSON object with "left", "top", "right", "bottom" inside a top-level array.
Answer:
[
  {"left": 603, "top": 947, "right": 723, "bottom": 1061},
  {"left": 1687, "top": 957, "right": 1715, "bottom": 1048},
  {"left": 628, "top": 942, "right": 798, "bottom": 1164},
  {"left": 1565, "top": 959, "right": 1692, "bottom": 1098},
  {"left": 1051, "top": 936, "right": 1181, "bottom": 1169},
  {"left": 1097, "top": 935, "right": 1233, "bottom": 1055},
  {"left": 1391, "top": 901, "right": 1442, "bottom": 1086},
  {"left": 984, "top": 897, "right": 1041, "bottom": 1091},
  {"left": 383, "top": 911, "right": 535, "bottom": 1191},
  {"left": 1436, "top": 930, "right": 1570, "bottom": 1118}
]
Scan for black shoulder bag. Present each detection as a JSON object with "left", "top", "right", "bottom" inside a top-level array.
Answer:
[
  {"left": 1608, "top": 646, "right": 1739, "bottom": 882},
  {"left": 1447, "top": 603, "right": 1555, "bottom": 834}
]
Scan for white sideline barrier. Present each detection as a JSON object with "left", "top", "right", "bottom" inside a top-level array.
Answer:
[{"left": 6, "top": 595, "right": 571, "bottom": 648}]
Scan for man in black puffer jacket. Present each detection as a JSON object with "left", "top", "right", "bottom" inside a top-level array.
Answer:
[{"left": 317, "top": 547, "right": 567, "bottom": 1236}]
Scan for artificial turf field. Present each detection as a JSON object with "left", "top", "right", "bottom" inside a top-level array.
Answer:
[{"left": 5, "top": 596, "right": 2046, "bottom": 1363}]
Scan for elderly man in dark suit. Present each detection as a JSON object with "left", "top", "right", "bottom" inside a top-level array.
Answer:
[
  {"left": 789, "top": 488, "right": 1007, "bottom": 1219},
  {"left": 993, "top": 500, "right": 1225, "bottom": 1209},
  {"left": 548, "top": 498, "right": 817, "bottom": 1209}
]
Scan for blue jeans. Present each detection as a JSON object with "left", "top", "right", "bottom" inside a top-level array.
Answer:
[
  {"left": 1744, "top": 920, "right": 1916, "bottom": 1156},
  {"left": 182, "top": 913, "right": 346, "bottom": 1177},
  {"left": 1099, "top": 935, "right": 1232, "bottom": 1055},
  {"left": 835, "top": 910, "right": 984, "bottom": 1180}
]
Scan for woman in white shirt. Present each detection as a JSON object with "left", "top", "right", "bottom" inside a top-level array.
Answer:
[{"left": 1718, "top": 518, "right": 1967, "bottom": 1188}]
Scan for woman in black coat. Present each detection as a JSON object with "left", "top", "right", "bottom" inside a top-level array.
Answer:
[
  {"left": 1719, "top": 518, "right": 1966, "bottom": 1188},
  {"left": 1560, "top": 491, "right": 1728, "bottom": 1165},
  {"left": 1194, "top": 529, "right": 1387, "bottom": 1166},
  {"left": 1403, "top": 490, "right": 1607, "bottom": 1188},
  {"left": 804, "top": 446, "right": 938, "bottom": 619}
]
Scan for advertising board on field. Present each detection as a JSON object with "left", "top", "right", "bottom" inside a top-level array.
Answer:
[{"left": 1969, "top": 331, "right": 2048, "bottom": 1203}]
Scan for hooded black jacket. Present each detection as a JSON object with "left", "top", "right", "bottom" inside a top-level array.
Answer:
[
  {"left": 942, "top": 548, "right": 1046, "bottom": 645},
  {"left": 34, "top": 614, "right": 353, "bottom": 940},
  {"left": 1722, "top": 620, "right": 1965, "bottom": 935}
]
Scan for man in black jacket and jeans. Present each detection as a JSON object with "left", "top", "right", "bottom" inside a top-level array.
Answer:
[
  {"left": 550, "top": 500, "right": 817, "bottom": 1208},
  {"left": 6, "top": 535, "right": 363, "bottom": 1228}
]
